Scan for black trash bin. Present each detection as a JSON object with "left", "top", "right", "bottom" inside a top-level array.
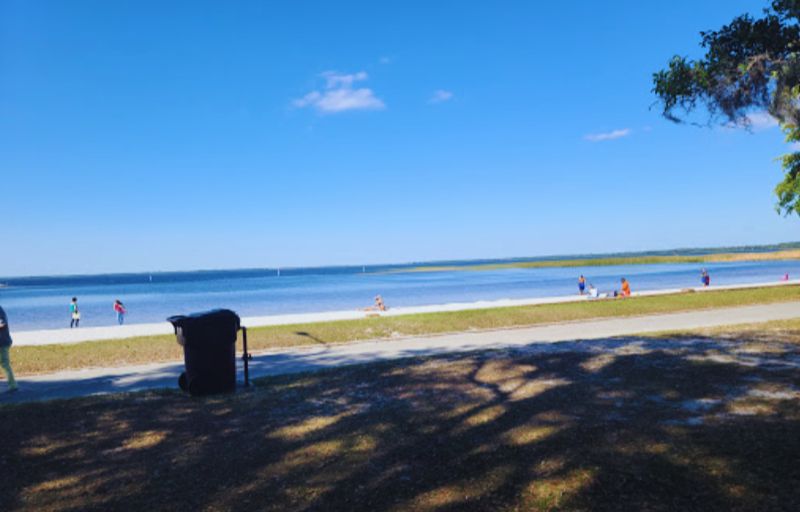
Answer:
[{"left": 167, "top": 309, "right": 241, "bottom": 396}]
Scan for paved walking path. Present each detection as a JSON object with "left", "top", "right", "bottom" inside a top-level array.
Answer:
[
  {"left": 3, "top": 301, "right": 799, "bottom": 404},
  {"left": 13, "top": 279, "right": 800, "bottom": 346}
]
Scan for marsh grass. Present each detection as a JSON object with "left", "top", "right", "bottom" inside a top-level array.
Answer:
[{"left": 404, "top": 249, "right": 800, "bottom": 272}]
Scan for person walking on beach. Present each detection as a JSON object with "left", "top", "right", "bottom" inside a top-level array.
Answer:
[
  {"left": 113, "top": 300, "right": 127, "bottom": 325},
  {"left": 578, "top": 275, "right": 587, "bottom": 295},
  {"left": 70, "top": 297, "right": 80, "bottom": 328},
  {"left": 0, "top": 305, "right": 18, "bottom": 392},
  {"left": 619, "top": 278, "right": 631, "bottom": 298}
]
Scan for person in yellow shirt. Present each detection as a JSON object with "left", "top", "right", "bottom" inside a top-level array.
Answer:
[{"left": 620, "top": 278, "right": 631, "bottom": 298}]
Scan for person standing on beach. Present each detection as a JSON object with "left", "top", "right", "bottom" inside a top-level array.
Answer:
[
  {"left": 113, "top": 300, "right": 127, "bottom": 325},
  {"left": 70, "top": 297, "right": 80, "bottom": 328},
  {"left": 701, "top": 269, "right": 711, "bottom": 287},
  {"left": 0, "top": 305, "right": 18, "bottom": 392},
  {"left": 578, "top": 275, "right": 587, "bottom": 295}
]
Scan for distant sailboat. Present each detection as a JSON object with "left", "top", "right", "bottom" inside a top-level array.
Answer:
[
  {"left": 149, "top": 274, "right": 153, "bottom": 283},
  {"left": 277, "top": 268, "right": 281, "bottom": 277}
]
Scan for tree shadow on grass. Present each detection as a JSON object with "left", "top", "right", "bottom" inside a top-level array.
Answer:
[{"left": 1, "top": 333, "right": 799, "bottom": 511}]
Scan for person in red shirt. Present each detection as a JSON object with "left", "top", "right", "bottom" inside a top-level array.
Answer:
[{"left": 113, "top": 300, "right": 127, "bottom": 325}]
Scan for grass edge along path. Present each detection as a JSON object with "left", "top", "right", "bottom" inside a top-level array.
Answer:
[{"left": 6, "top": 284, "right": 800, "bottom": 376}]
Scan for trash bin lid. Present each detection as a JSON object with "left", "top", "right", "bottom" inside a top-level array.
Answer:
[{"left": 167, "top": 309, "right": 241, "bottom": 343}]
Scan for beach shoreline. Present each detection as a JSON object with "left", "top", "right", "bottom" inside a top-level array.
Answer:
[{"left": 12, "top": 279, "right": 800, "bottom": 347}]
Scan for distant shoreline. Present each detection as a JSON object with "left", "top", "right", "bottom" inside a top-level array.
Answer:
[
  {"left": 1, "top": 241, "right": 799, "bottom": 282},
  {"left": 401, "top": 249, "right": 800, "bottom": 273}
]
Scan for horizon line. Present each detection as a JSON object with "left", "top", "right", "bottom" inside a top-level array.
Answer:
[{"left": 2, "top": 240, "right": 799, "bottom": 281}]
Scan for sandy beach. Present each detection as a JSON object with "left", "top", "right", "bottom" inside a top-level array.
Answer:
[{"left": 11, "top": 279, "right": 800, "bottom": 346}]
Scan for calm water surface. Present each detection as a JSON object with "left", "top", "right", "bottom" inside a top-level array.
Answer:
[{"left": 1, "top": 260, "right": 798, "bottom": 330}]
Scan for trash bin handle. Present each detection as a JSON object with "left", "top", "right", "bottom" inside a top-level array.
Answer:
[{"left": 241, "top": 326, "right": 250, "bottom": 387}]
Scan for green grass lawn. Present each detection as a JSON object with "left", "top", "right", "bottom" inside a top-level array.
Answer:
[
  {"left": 8, "top": 284, "right": 800, "bottom": 375},
  {"left": 2, "top": 318, "right": 799, "bottom": 511}
]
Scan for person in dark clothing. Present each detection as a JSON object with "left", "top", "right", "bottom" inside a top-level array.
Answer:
[{"left": 0, "top": 305, "right": 18, "bottom": 392}]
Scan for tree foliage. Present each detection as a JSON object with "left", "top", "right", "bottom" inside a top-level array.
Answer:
[{"left": 652, "top": 0, "right": 800, "bottom": 216}]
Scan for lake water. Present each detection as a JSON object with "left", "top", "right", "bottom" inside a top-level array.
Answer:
[{"left": 1, "top": 260, "right": 798, "bottom": 331}]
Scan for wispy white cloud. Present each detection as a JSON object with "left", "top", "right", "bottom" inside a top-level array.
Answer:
[
  {"left": 584, "top": 128, "right": 631, "bottom": 142},
  {"left": 429, "top": 89, "right": 454, "bottom": 104},
  {"left": 293, "top": 88, "right": 384, "bottom": 113},
  {"left": 293, "top": 71, "right": 385, "bottom": 114},
  {"left": 321, "top": 71, "right": 367, "bottom": 89},
  {"left": 723, "top": 111, "right": 779, "bottom": 131},
  {"left": 745, "top": 111, "right": 778, "bottom": 130}
]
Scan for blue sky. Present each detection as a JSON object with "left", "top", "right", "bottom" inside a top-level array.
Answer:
[{"left": 1, "top": 0, "right": 797, "bottom": 276}]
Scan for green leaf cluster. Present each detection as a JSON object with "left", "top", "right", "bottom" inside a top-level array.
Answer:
[{"left": 653, "top": 1, "right": 800, "bottom": 215}]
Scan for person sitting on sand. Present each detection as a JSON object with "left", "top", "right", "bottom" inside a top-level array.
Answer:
[
  {"left": 588, "top": 284, "right": 598, "bottom": 298},
  {"left": 364, "top": 295, "right": 387, "bottom": 312},
  {"left": 619, "top": 278, "right": 631, "bottom": 298}
]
